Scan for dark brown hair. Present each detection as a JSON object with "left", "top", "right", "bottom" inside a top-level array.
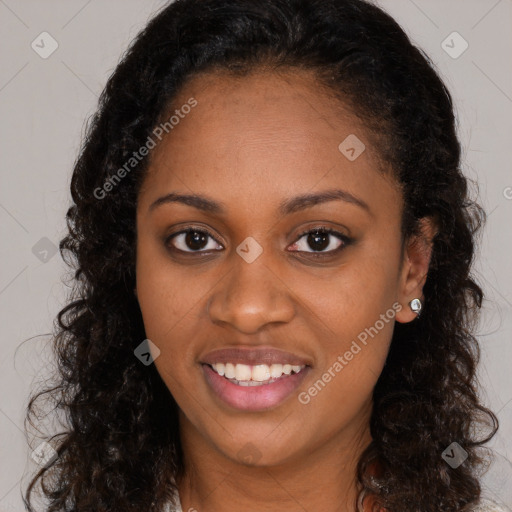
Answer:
[{"left": 24, "top": 0, "right": 498, "bottom": 510}]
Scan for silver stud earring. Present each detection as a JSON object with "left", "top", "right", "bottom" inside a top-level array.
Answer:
[{"left": 409, "top": 298, "right": 422, "bottom": 317}]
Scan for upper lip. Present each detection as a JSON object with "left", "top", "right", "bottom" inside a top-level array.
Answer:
[{"left": 201, "top": 346, "right": 312, "bottom": 367}]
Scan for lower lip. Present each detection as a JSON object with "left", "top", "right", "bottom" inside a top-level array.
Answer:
[{"left": 202, "top": 364, "right": 311, "bottom": 412}]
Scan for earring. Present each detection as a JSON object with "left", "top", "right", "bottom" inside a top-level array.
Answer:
[{"left": 409, "top": 298, "right": 422, "bottom": 317}]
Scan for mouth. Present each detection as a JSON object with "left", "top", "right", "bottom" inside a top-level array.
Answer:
[{"left": 201, "top": 362, "right": 311, "bottom": 411}]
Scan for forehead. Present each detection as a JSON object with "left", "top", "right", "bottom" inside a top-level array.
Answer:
[
  {"left": 139, "top": 67, "right": 400, "bottom": 217},
  {"left": 163, "top": 66, "right": 364, "bottom": 151}
]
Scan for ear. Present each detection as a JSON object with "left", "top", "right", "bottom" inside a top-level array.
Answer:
[{"left": 395, "top": 216, "right": 438, "bottom": 324}]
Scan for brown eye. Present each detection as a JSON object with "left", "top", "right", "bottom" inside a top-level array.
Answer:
[
  {"left": 166, "top": 228, "right": 223, "bottom": 253},
  {"left": 289, "top": 227, "right": 352, "bottom": 254}
]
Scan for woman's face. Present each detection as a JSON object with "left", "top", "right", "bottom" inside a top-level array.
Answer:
[{"left": 135, "top": 69, "right": 426, "bottom": 468}]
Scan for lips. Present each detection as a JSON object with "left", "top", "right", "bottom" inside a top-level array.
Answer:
[
  {"left": 201, "top": 346, "right": 312, "bottom": 367},
  {"left": 202, "top": 363, "right": 311, "bottom": 411},
  {"left": 199, "top": 346, "right": 313, "bottom": 411}
]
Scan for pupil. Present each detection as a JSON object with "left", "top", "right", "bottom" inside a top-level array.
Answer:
[
  {"left": 186, "top": 231, "right": 207, "bottom": 250},
  {"left": 308, "top": 230, "right": 329, "bottom": 251}
]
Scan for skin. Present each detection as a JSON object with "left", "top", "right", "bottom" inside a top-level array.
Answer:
[{"left": 135, "top": 67, "right": 436, "bottom": 512}]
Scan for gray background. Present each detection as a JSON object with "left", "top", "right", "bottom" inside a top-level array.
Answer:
[{"left": 0, "top": 1, "right": 511, "bottom": 510}]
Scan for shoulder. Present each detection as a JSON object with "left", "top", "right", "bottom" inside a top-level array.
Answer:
[
  {"left": 162, "top": 494, "right": 511, "bottom": 512},
  {"left": 469, "top": 498, "right": 511, "bottom": 512}
]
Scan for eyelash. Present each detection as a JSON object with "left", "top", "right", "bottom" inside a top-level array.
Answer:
[{"left": 165, "top": 225, "right": 353, "bottom": 258}]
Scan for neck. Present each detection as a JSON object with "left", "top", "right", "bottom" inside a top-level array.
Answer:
[{"left": 176, "top": 403, "right": 373, "bottom": 512}]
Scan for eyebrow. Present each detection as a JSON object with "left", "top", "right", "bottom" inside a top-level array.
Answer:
[{"left": 148, "top": 188, "right": 371, "bottom": 216}]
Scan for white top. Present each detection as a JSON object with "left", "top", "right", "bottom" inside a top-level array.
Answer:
[
  {"left": 166, "top": 494, "right": 181, "bottom": 512},
  {"left": 472, "top": 499, "right": 511, "bottom": 512},
  {"left": 473, "top": 500, "right": 511, "bottom": 512},
  {"left": 165, "top": 493, "right": 509, "bottom": 511}
]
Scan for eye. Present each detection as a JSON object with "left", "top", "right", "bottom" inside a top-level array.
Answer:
[
  {"left": 165, "top": 225, "right": 352, "bottom": 257},
  {"left": 288, "top": 227, "right": 352, "bottom": 255},
  {"left": 166, "top": 227, "right": 223, "bottom": 254}
]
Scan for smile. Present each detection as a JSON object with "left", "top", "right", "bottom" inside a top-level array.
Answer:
[{"left": 202, "top": 362, "right": 310, "bottom": 411}]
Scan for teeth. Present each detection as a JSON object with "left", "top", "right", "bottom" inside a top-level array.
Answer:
[
  {"left": 252, "top": 364, "right": 270, "bottom": 381},
  {"left": 225, "top": 363, "right": 236, "bottom": 379},
  {"left": 210, "top": 362, "right": 305, "bottom": 383},
  {"left": 270, "top": 364, "right": 283, "bottom": 378},
  {"left": 235, "top": 363, "right": 252, "bottom": 381}
]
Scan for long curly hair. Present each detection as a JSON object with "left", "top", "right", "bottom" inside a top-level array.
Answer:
[{"left": 24, "top": 0, "right": 499, "bottom": 510}]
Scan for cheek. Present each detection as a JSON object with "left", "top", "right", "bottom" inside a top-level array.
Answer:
[
  {"left": 290, "top": 242, "right": 400, "bottom": 400},
  {"left": 135, "top": 235, "right": 228, "bottom": 396},
  {"left": 294, "top": 248, "right": 400, "bottom": 342},
  {"left": 135, "top": 235, "right": 204, "bottom": 339},
  {"left": 293, "top": 276, "right": 397, "bottom": 433},
  {"left": 135, "top": 245, "right": 199, "bottom": 400}
]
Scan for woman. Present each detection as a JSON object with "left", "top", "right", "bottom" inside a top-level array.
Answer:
[{"left": 24, "top": 0, "right": 507, "bottom": 510}]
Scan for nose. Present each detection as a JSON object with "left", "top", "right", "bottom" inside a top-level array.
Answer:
[{"left": 206, "top": 251, "right": 296, "bottom": 334}]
